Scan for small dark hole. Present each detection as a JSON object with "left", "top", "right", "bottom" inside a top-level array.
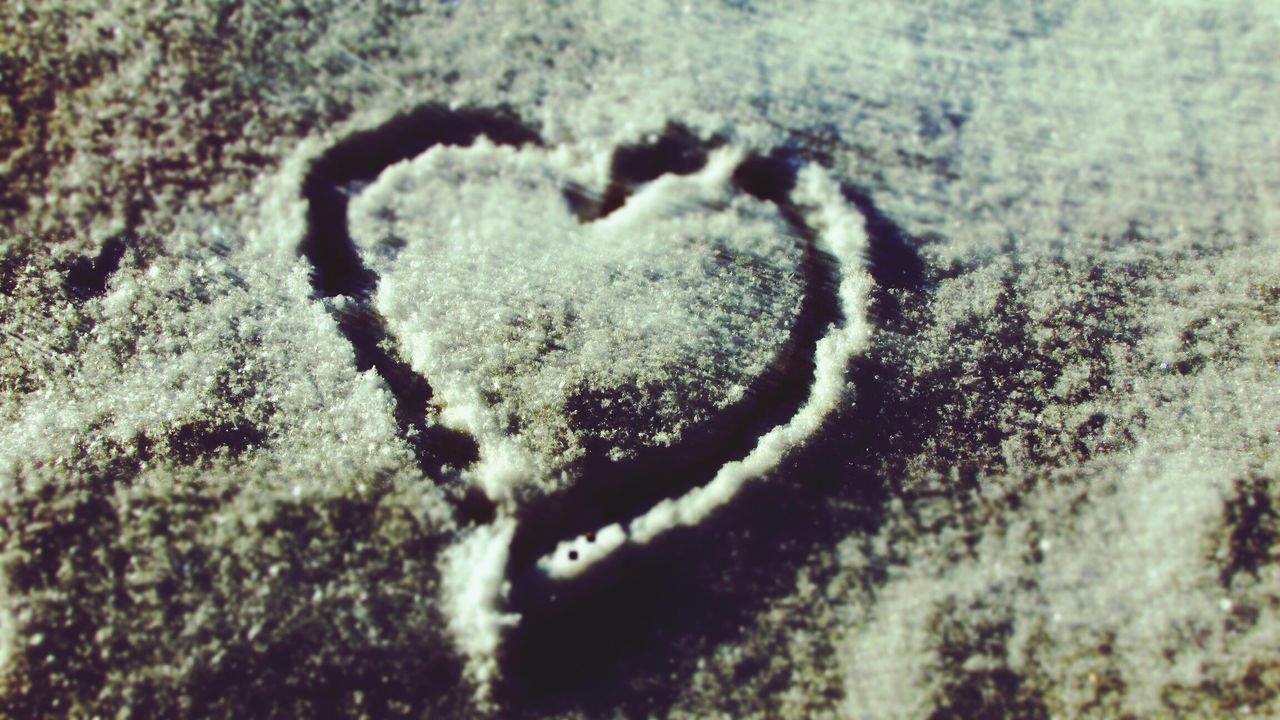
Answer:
[
  {"left": 568, "top": 551, "right": 579, "bottom": 561},
  {"left": 586, "top": 532, "right": 596, "bottom": 543},
  {"left": 610, "top": 124, "right": 708, "bottom": 185},
  {"left": 595, "top": 124, "right": 710, "bottom": 218},
  {"left": 64, "top": 235, "right": 128, "bottom": 298},
  {"left": 731, "top": 154, "right": 797, "bottom": 205},
  {"left": 457, "top": 487, "right": 498, "bottom": 526}
]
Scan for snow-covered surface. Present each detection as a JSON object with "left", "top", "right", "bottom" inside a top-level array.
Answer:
[{"left": 2, "top": 1, "right": 1279, "bottom": 718}]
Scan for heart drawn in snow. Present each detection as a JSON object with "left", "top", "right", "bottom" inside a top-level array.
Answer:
[
  {"left": 346, "top": 140, "right": 808, "bottom": 501},
  {"left": 293, "top": 106, "right": 872, "bottom": 697}
]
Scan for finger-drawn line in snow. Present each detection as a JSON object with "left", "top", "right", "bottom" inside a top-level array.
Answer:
[
  {"left": 295, "top": 105, "right": 872, "bottom": 697},
  {"left": 300, "top": 108, "right": 542, "bottom": 507}
]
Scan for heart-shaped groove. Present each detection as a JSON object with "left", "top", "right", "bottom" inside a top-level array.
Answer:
[
  {"left": 299, "top": 106, "right": 872, "bottom": 697},
  {"left": 300, "top": 106, "right": 818, "bottom": 510}
]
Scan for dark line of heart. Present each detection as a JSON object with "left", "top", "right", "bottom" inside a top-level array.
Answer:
[
  {"left": 297, "top": 104, "right": 842, "bottom": 599},
  {"left": 300, "top": 105, "right": 541, "bottom": 512}
]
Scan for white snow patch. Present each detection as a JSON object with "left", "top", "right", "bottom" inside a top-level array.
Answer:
[
  {"left": 466, "top": 439, "right": 537, "bottom": 505},
  {"left": 440, "top": 518, "right": 520, "bottom": 702},
  {"left": 0, "top": 579, "right": 13, "bottom": 678},
  {"left": 242, "top": 134, "right": 326, "bottom": 264}
]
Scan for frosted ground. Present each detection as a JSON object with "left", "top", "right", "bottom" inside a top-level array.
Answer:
[{"left": 2, "top": 1, "right": 1279, "bottom": 718}]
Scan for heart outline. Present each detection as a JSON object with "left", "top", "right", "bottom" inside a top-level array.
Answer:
[{"left": 295, "top": 105, "right": 872, "bottom": 699}]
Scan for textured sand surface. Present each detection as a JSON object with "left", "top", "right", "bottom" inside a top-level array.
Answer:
[{"left": 2, "top": 2, "right": 1278, "bottom": 718}]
